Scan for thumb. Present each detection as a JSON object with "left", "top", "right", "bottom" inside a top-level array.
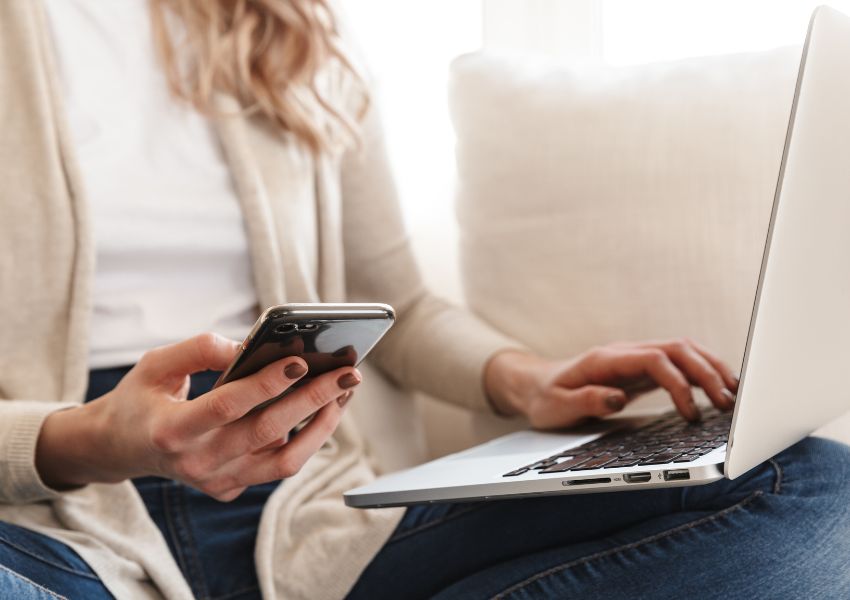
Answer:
[
  {"left": 138, "top": 332, "right": 240, "bottom": 382},
  {"left": 561, "top": 385, "right": 629, "bottom": 419},
  {"left": 530, "top": 385, "right": 629, "bottom": 429}
]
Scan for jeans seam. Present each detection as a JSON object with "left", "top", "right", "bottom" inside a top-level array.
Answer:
[
  {"left": 163, "top": 482, "right": 211, "bottom": 599},
  {"left": 176, "top": 485, "right": 212, "bottom": 600},
  {"left": 389, "top": 504, "right": 488, "bottom": 544},
  {"left": 490, "top": 489, "right": 764, "bottom": 599},
  {"left": 769, "top": 458, "right": 783, "bottom": 494},
  {"left": 0, "top": 563, "right": 69, "bottom": 599},
  {"left": 0, "top": 532, "right": 100, "bottom": 580}
]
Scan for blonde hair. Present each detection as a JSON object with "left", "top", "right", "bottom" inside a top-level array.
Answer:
[{"left": 149, "top": 0, "right": 367, "bottom": 154}]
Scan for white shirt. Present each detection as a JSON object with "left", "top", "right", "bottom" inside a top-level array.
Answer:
[{"left": 44, "top": 0, "right": 259, "bottom": 369}]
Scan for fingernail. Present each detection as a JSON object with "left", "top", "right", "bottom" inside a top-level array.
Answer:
[
  {"left": 337, "top": 391, "right": 353, "bottom": 408},
  {"left": 732, "top": 375, "right": 740, "bottom": 389},
  {"left": 721, "top": 388, "right": 736, "bottom": 405},
  {"left": 338, "top": 372, "right": 361, "bottom": 389},
  {"left": 689, "top": 405, "right": 701, "bottom": 422},
  {"left": 284, "top": 362, "right": 307, "bottom": 379},
  {"left": 606, "top": 396, "right": 625, "bottom": 411}
]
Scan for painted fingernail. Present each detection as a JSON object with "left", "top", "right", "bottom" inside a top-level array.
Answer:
[
  {"left": 285, "top": 362, "right": 307, "bottom": 379},
  {"left": 722, "top": 388, "right": 736, "bottom": 405},
  {"left": 338, "top": 372, "right": 361, "bottom": 389},
  {"left": 689, "top": 405, "right": 701, "bottom": 421},
  {"left": 606, "top": 396, "right": 625, "bottom": 411},
  {"left": 337, "top": 391, "right": 353, "bottom": 408}
]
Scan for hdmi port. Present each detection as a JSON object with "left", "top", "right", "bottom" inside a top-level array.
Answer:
[{"left": 624, "top": 472, "right": 652, "bottom": 484}]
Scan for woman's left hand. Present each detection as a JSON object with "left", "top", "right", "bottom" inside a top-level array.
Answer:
[{"left": 483, "top": 339, "right": 739, "bottom": 429}]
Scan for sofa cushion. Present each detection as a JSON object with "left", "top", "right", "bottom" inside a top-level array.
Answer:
[{"left": 449, "top": 48, "right": 800, "bottom": 371}]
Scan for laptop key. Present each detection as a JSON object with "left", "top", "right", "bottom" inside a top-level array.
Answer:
[
  {"left": 539, "top": 455, "right": 598, "bottom": 473},
  {"left": 603, "top": 458, "right": 641, "bottom": 468},
  {"left": 638, "top": 452, "right": 683, "bottom": 466},
  {"left": 502, "top": 467, "right": 529, "bottom": 477},
  {"left": 570, "top": 454, "right": 619, "bottom": 471}
]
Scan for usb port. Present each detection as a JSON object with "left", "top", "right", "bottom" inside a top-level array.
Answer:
[
  {"left": 624, "top": 472, "right": 652, "bottom": 484},
  {"left": 663, "top": 469, "right": 691, "bottom": 482}
]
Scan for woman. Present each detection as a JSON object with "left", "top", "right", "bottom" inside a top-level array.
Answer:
[{"left": 1, "top": 1, "right": 848, "bottom": 599}]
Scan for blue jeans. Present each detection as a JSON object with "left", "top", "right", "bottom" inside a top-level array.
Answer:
[{"left": 2, "top": 367, "right": 849, "bottom": 599}]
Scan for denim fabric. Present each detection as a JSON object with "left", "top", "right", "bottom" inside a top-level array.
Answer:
[
  {"left": 1, "top": 365, "right": 848, "bottom": 599},
  {"left": 0, "top": 520, "right": 112, "bottom": 599}
]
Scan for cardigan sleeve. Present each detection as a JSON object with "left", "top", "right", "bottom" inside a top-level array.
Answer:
[
  {"left": 0, "top": 401, "right": 74, "bottom": 504},
  {"left": 340, "top": 102, "right": 522, "bottom": 413}
]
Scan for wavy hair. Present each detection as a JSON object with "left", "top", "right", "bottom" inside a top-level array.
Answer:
[{"left": 149, "top": 0, "right": 367, "bottom": 154}]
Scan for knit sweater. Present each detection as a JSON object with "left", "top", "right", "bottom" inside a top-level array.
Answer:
[{"left": 0, "top": 2, "right": 515, "bottom": 598}]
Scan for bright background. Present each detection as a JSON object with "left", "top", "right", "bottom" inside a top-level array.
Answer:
[{"left": 343, "top": 0, "right": 848, "bottom": 295}]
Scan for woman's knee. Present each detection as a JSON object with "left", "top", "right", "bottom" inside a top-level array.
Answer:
[
  {"left": 771, "top": 436, "right": 850, "bottom": 538},
  {"left": 775, "top": 435, "right": 850, "bottom": 487}
]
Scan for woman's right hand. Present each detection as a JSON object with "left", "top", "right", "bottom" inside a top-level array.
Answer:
[{"left": 36, "top": 333, "right": 360, "bottom": 501}]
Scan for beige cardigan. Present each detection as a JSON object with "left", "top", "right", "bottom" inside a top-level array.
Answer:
[{"left": 0, "top": 2, "right": 515, "bottom": 598}]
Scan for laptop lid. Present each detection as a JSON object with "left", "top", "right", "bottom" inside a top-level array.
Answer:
[{"left": 726, "top": 6, "right": 850, "bottom": 479}]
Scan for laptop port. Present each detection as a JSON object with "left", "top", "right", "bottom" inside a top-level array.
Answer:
[
  {"left": 663, "top": 469, "right": 691, "bottom": 482},
  {"left": 624, "top": 472, "right": 652, "bottom": 484},
  {"left": 563, "top": 477, "right": 611, "bottom": 486}
]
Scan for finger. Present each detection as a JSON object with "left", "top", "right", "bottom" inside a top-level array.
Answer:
[
  {"left": 634, "top": 338, "right": 740, "bottom": 394},
  {"left": 336, "top": 390, "right": 354, "bottom": 408},
  {"left": 688, "top": 339, "right": 740, "bottom": 392},
  {"left": 216, "top": 399, "right": 345, "bottom": 488},
  {"left": 205, "top": 366, "right": 360, "bottom": 462},
  {"left": 593, "top": 349, "right": 699, "bottom": 422},
  {"left": 619, "top": 376, "right": 658, "bottom": 398},
  {"left": 535, "top": 385, "right": 629, "bottom": 428},
  {"left": 660, "top": 342, "right": 735, "bottom": 411},
  {"left": 139, "top": 332, "right": 240, "bottom": 384},
  {"left": 174, "top": 356, "right": 310, "bottom": 438},
  {"left": 209, "top": 487, "right": 247, "bottom": 503},
  {"left": 253, "top": 433, "right": 289, "bottom": 455}
]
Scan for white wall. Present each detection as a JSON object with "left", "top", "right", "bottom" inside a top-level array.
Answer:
[{"left": 342, "top": 1, "right": 838, "bottom": 305}]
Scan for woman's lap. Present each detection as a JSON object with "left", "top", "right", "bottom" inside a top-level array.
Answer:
[
  {"left": 0, "top": 521, "right": 112, "bottom": 599},
  {"left": 349, "top": 436, "right": 850, "bottom": 600},
  {"left": 3, "top": 434, "right": 848, "bottom": 599}
]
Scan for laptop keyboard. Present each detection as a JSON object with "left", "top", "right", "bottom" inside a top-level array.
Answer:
[{"left": 502, "top": 410, "right": 732, "bottom": 477}]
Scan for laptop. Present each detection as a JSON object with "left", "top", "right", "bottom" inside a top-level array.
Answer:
[{"left": 345, "top": 5, "right": 850, "bottom": 509}]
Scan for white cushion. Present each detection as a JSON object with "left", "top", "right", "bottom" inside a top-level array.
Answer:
[{"left": 449, "top": 48, "right": 850, "bottom": 443}]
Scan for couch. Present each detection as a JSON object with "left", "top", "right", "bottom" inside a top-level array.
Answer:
[{"left": 350, "top": 45, "right": 850, "bottom": 475}]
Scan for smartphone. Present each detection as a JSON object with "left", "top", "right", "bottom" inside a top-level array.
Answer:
[{"left": 214, "top": 303, "right": 395, "bottom": 406}]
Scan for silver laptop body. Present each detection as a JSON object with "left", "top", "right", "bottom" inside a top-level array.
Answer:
[{"left": 345, "top": 6, "right": 850, "bottom": 509}]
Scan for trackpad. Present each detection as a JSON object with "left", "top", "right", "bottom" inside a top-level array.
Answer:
[{"left": 445, "top": 430, "right": 605, "bottom": 461}]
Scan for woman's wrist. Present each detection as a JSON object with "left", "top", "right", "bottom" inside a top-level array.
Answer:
[
  {"left": 483, "top": 349, "right": 554, "bottom": 417},
  {"left": 35, "top": 401, "right": 122, "bottom": 491}
]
